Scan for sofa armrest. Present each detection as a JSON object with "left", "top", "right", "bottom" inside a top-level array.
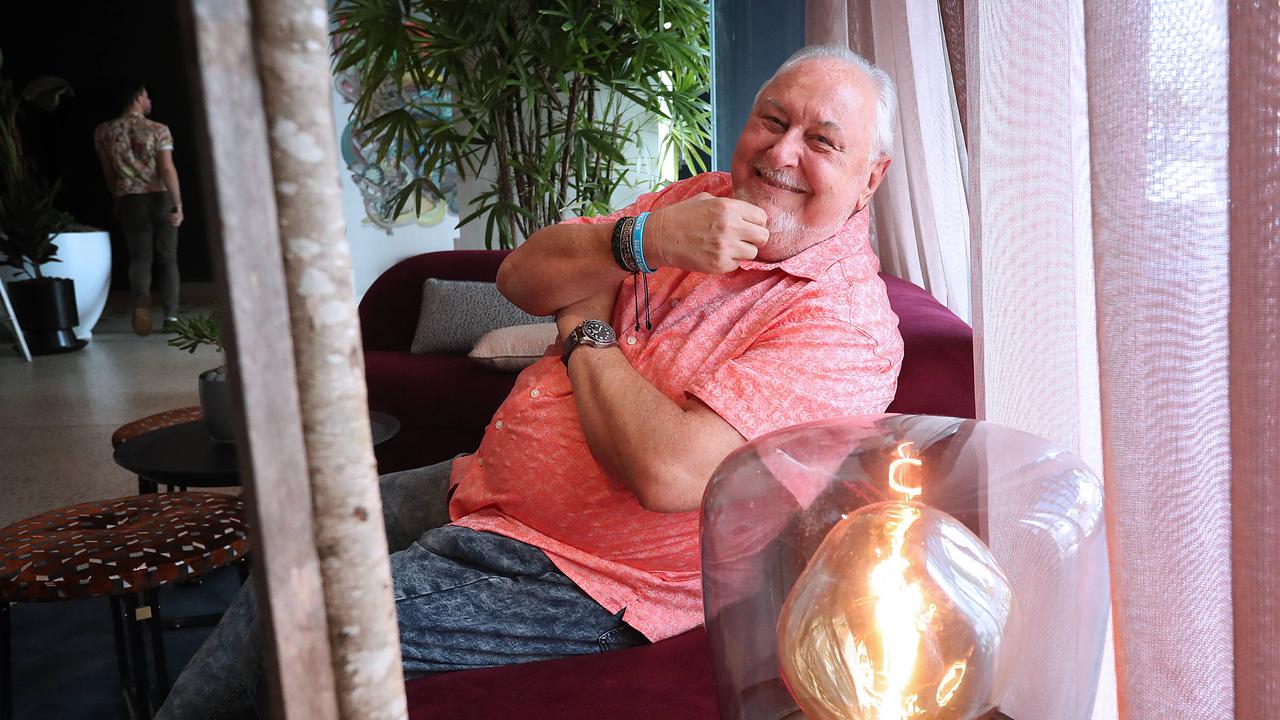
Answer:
[
  {"left": 880, "top": 273, "right": 976, "bottom": 419},
  {"left": 359, "top": 250, "right": 512, "bottom": 351}
]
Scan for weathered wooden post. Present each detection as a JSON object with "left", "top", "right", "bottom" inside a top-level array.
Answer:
[
  {"left": 187, "top": 0, "right": 407, "bottom": 717},
  {"left": 186, "top": 0, "right": 341, "bottom": 716},
  {"left": 249, "top": 0, "right": 408, "bottom": 717}
]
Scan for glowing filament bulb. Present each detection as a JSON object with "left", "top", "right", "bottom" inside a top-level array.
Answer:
[
  {"left": 888, "top": 443, "right": 922, "bottom": 500},
  {"left": 776, "top": 438, "right": 1017, "bottom": 720},
  {"left": 936, "top": 660, "right": 968, "bottom": 707},
  {"left": 864, "top": 505, "right": 924, "bottom": 719},
  {"left": 778, "top": 503, "right": 1016, "bottom": 720}
]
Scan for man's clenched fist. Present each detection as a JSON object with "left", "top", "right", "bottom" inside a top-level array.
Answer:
[{"left": 643, "top": 192, "right": 770, "bottom": 274}]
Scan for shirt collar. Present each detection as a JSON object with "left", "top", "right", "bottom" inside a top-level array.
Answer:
[{"left": 737, "top": 209, "right": 872, "bottom": 281}]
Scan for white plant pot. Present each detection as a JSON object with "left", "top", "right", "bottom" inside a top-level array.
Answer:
[{"left": 0, "top": 230, "right": 112, "bottom": 340}]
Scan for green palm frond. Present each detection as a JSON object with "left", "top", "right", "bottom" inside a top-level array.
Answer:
[
  {"left": 166, "top": 311, "right": 224, "bottom": 354},
  {"left": 331, "top": 0, "right": 711, "bottom": 249}
]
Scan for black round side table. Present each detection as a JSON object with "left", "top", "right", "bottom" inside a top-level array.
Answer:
[{"left": 113, "top": 411, "right": 401, "bottom": 492}]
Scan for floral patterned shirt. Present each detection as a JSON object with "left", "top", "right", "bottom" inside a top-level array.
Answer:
[
  {"left": 448, "top": 172, "right": 904, "bottom": 641},
  {"left": 94, "top": 112, "right": 173, "bottom": 197}
]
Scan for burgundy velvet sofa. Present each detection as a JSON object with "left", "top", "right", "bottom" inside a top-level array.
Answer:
[
  {"left": 361, "top": 250, "right": 520, "bottom": 474},
  {"left": 358, "top": 249, "right": 975, "bottom": 719},
  {"left": 360, "top": 250, "right": 975, "bottom": 474}
]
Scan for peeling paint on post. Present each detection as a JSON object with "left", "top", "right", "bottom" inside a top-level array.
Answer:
[{"left": 249, "top": 0, "right": 408, "bottom": 718}]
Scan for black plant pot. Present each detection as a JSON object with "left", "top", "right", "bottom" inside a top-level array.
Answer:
[
  {"left": 5, "top": 277, "right": 86, "bottom": 355},
  {"left": 199, "top": 366, "right": 235, "bottom": 443}
]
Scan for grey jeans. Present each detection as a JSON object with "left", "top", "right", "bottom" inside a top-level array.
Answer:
[
  {"left": 115, "top": 191, "right": 179, "bottom": 315},
  {"left": 156, "top": 460, "right": 646, "bottom": 719}
]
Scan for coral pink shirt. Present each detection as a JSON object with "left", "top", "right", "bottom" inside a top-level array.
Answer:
[{"left": 448, "top": 172, "right": 903, "bottom": 640}]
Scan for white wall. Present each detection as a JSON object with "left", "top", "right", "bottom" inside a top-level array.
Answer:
[
  {"left": 330, "top": 86, "right": 459, "bottom": 300},
  {"left": 332, "top": 79, "right": 668, "bottom": 271}
]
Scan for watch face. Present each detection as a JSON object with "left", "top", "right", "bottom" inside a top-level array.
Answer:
[{"left": 581, "top": 320, "right": 616, "bottom": 344}]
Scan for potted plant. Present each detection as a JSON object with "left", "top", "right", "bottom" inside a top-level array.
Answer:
[
  {"left": 0, "top": 49, "right": 85, "bottom": 354},
  {"left": 331, "top": 0, "right": 712, "bottom": 249},
  {"left": 167, "top": 310, "right": 235, "bottom": 443}
]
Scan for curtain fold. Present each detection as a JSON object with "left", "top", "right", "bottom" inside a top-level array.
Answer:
[
  {"left": 807, "top": 0, "right": 972, "bottom": 323},
  {"left": 1084, "top": 2, "right": 1236, "bottom": 717},
  {"left": 1226, "top": 1, "right": 1280, "bottom": 718},
  {"left": 938, "top": 0, "right": 966, "bottom": 142},
  {"left": 964, "top": 1, "right": 1106, "bottom": 717}
]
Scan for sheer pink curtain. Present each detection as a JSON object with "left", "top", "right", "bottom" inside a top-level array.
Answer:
[
  {"left": 806, "top": 0, "right": 972, "bottom": 323},
  {"left": 965, "top": 0, "right": 1278, "bottom": 717},
  {"left": 938, "top": 0, "right": 966, "bottom": 142},
  {"left": 1084, "top": 2, "right": 1236, "bottom": 717},
  {"left": 809, "top": 0, "right": 1279, "bottom": 717},
  {"left": 964, "top": 1, "right": 1107, "bottom": 717}
]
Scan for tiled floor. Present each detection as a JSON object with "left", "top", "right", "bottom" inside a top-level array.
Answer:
[
  {"left": 1, "top": 283, "right": 246, "bottom": 719},
  {"left": 0, "top": 285, "right": 223, "bottom": 527}
]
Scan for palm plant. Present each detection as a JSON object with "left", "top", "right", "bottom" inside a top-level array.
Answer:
[
  {"left": 0, "top": 49, "right": 74, "bottom": 279},
  {"left": 331, "top": 0, "right": 712, "bottom": 249}
]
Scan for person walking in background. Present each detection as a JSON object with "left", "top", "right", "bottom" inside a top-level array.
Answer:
[{"left": 94, "top": 83, "right": 183, "bottom": 336}]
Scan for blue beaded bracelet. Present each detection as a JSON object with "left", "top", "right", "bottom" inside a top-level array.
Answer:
[{"left": 632, "top": 212, "right": 656, "bottom": 274}]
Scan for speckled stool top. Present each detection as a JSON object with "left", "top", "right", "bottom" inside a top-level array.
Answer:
[{"left": 0, "top": 492, "right": 248, "bottom": 602}]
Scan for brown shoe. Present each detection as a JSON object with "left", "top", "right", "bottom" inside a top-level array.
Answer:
[{"left": 133, "top": 308, "right": 152, "bottom": 336}]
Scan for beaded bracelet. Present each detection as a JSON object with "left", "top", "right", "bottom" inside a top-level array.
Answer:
[{"left": 611, "top": 216, "right": 639, "bottom": 273}]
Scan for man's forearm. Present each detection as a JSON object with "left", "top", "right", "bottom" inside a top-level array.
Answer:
[
  {"left": 161, "top": 166, "right": 182, "bottom": 209},
  {"left": 497, "top": 222, "right": 631, "bottom": 316},
  {"left": 567, "top": 348, "right": 742, "bottom": 513},
  {"left": 97, "top": 158, "right": 116, "bottom": 195}
]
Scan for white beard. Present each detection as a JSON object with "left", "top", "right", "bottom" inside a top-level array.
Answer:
[{"left": 735, "top": 186, "right": 852, "bottom": 261}]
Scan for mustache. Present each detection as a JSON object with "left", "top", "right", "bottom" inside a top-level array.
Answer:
[{"left": 754, "top": 163, "right": 810, "bottom": 193}]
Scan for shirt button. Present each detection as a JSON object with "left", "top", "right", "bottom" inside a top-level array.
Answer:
[
  {"left": 626, "top": 336, "right": 637, "bottom": 346},
  {"left": 494, "top": 420, "right": 504, "bottom": 429},
  {"left": 671, "top": 298, "right": 680, "bottom": 307},
  {"left": 476, "top": 456, "right": 484, "bottom": 467},
  {"left": 530, "top": 388, "right": 541, "bottom": 398}
]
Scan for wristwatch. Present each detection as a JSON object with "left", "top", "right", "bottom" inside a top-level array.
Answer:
[{"left": 561, "top": 319, "right": 618, "bottom": 366}]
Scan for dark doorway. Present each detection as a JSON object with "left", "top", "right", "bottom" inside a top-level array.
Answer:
[
  {"left": 712, "top": 0, "right": 806, "bottom": 171},
  {"left": 1, "top": 1, "right": 212, "bottom": 289}
]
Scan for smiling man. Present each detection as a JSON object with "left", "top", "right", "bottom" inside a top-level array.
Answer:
[
  {"left": 486, "top": 44, "right": 901, "bottom": 516},
  {"left": 157, "top": 45, "right": 903, "bottom": 720}
]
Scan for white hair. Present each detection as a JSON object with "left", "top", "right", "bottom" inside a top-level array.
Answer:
[{"left": 756, "top": 45, "right": 898, "bottom": 164}]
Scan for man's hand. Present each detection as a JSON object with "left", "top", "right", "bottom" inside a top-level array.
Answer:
[
  {"left": 645, "top": 193, "right": 770, "bottom": 274},
  {"left": 169, "top": 206, "right": 184, "bottom": 228}
]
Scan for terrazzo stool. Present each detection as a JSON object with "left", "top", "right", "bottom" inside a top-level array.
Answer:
[{"left": 0, "top": 492, "right": 248, "bottom": 720}]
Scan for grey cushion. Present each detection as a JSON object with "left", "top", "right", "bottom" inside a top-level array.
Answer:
[{"left": 410, "top": 279, "right": 550, "bottom": 354}]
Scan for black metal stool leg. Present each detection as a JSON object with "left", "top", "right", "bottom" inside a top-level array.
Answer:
[
  {"left": 144, "top": 590, "right": 170, "bottom": 702},
  {"left": 2, "top": 602, "right": 12, "bottom": 720},
  {"left": 109, "top": 597, "right": 130, "bottom": 703},
  {"left": 121, "top": 594, "right": 152, "bottom": 720}
]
